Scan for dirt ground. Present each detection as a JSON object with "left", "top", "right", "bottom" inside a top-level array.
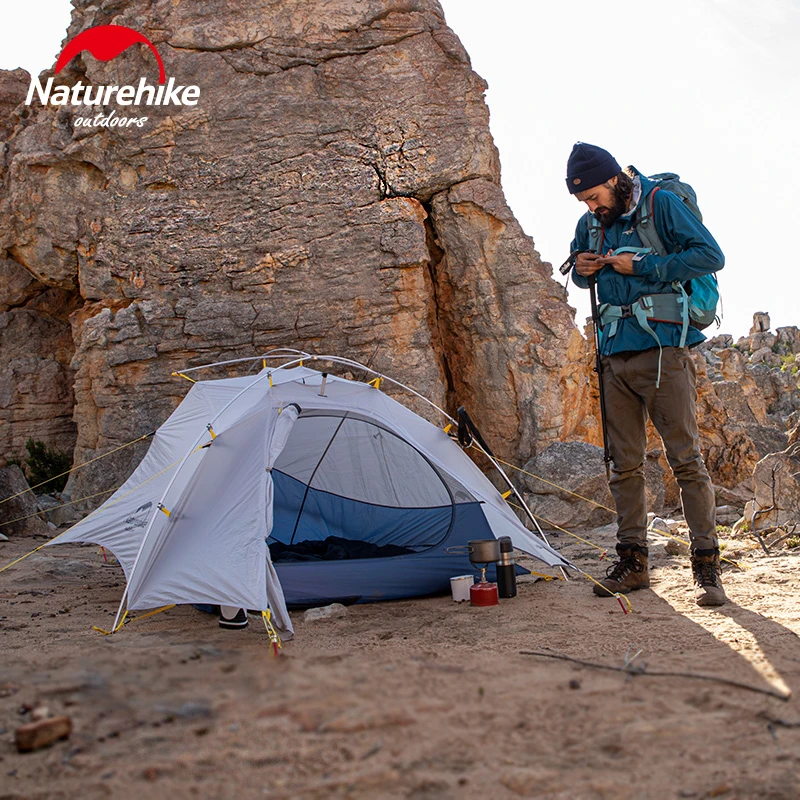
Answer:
[{"left": 1, "top": 523, "right": 799, "bottom": 800}]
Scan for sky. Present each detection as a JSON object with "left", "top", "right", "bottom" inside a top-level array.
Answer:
[{"left": 2, "top": 0, "right": 799, "bottom": 339}]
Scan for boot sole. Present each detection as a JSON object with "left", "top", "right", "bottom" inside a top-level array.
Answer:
[{"left": 695, "top": 594, "right": 727, "bottom": 607}]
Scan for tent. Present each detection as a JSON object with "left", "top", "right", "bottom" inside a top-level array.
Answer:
[{"left": 51, "top": 362, "right": 573, "bottom": 635}]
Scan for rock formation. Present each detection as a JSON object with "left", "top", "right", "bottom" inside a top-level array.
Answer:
[
  {"left": 1, "top": 2, "right": 797, "bottom": 533},
  {"left": 0, "top": 0, "right": 586, "bottom": 505},
  {"left": 526, "top": 313, "right": 800, "bottom": 525},
  {"left": 518, "top": 440, "right": 664, "bottom": 530},
  {"left": 748, "top": 445, "right": 800, "bottom": 531},
  {"left": 0, "top": 465, "right": 49, "bottom": 536}
]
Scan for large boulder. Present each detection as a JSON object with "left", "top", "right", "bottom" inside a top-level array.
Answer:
[
  {"left": 0, "top": 67, "right": 28, "bottom": 143},
  {"left": 743, "top": 424, "right": 790, "bottom": 461},
  {"left": 0, "top": 465, "right": 49, "bottom": 537},
  {"left": 519, "top": 440, "right": 665, "bottom": 530},
  {"left": 748, "top": 445, "right": 800, "bottom": 530}
]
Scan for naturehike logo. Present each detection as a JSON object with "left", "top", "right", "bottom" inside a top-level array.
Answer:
[
  {"left": 25, "top": 24, "right": 200, "bottom": 129},
  {"left": 56, "top": 25, "right": 167, "bottom": 83}
]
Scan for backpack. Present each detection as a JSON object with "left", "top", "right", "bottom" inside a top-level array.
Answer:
[{"left": 633, "top": 171, "right": 721, "bottom": 331}]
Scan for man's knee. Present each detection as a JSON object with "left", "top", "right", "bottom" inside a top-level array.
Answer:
[
  {"left": 610, "top": 459, "right": 646, "bottom": 481},
  {"left": 668, "top": 452, "right": 709, "bottom": 483}
]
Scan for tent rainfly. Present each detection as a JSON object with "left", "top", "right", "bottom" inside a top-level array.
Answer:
[{"left": 52, "top": 363, "right": 574, "bottom": 636}]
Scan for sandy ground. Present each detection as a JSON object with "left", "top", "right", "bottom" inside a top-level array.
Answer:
[{"left": 1, "top": 524, "right": 799, "bottom": 800}]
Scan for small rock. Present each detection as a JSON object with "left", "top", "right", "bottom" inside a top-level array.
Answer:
[
  {"left": 0, "top": 533, "right": 8, "bottom": 542},
  {"left": 30, "top": 706, "right": 50, "bottom": 722},
  {"left": 648, "top": 516, "right": 671, "bottom": 534},
  {"left": 15, "top": 716, "right": 72, "bottom": 752},
  {"left": 715, "top": 506, "right": 742, "bottom": 526},
  {"left": 709, "top": 783, "right": 732, "bottom": 797},
  {"left": 303, "top": 603, "right": 349, "bottom": 622},
  {"left": 749, "top": 346, "right": 771, "bottom": 363},
  {"left": 665, "top": 539, "right": 690, "bottom": 556}
]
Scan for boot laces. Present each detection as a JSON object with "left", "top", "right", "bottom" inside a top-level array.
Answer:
[
  {"left": 606, "top": 554, "right": 644, "bottom": 582},
  {"left": 693, "top": 559, "right": 720, "bottom": 588}
]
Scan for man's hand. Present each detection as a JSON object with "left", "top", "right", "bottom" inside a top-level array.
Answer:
[
  {"left": 574, "top": 252, "right": 604, "bottom": 277},
  {"left": 598, "top": 251, "right": 635, "bottom": 275}
]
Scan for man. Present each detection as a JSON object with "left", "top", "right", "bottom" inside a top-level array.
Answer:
[{"left": 566, "top": 142, "right": 726, "bottom": 606}]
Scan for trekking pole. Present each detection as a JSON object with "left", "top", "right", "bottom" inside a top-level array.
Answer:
[
  {"left": 588, "top": 274, "right": 612, "bottom": 482},
  {"left": 457, "top": 407, "right": 570, "bottom": 581}
]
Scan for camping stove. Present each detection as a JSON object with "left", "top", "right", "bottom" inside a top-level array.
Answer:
[
  {"left": 468, "top": 539, "right": 499, "bottom": 607},
  {"left": 469, "top": 578, "right": 499, "bottom": 606}
]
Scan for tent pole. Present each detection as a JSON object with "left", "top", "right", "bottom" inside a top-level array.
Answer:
[
  {"left": 474, "top": 447, "right": 570, "bottom": 581},
  {"left": 175, "top": 352, "right": 458, "bottom": 428},
  {"left": 111, "top": 587, "right": 129, "bottom": 633},
  {"left": 176, "top": 349, "right": 310, "bottom": 375},
  {"left": 116, "top": 368, "right": 279, "bottom": 624}
]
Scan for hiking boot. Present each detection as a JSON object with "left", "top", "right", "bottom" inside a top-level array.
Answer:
[
  {"left": 691, "top": 548, "right": 727, "bottom": 607},
  {"left": 593, "top": 543, "right": 650, "bottom": 597},
  {"left": 219, "top": 606, "right": 248, "bottom": 629}
]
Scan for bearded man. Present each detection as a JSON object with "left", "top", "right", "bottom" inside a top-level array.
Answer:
[{"left": 566, "top": 142, "right": 727, "bottom": 606}]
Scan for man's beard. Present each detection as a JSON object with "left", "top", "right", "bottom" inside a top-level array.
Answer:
[{"left": 594, "top": 184, "right": 629, "bottom": 228}]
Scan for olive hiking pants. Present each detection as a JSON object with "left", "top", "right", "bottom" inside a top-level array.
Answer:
[{"left": 601, "top": 346, "right": 717, "bottom": 551}]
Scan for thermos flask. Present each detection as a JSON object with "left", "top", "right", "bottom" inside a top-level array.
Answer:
[{"left": 496, "top": 536, "right": 517, "bottom": 598}]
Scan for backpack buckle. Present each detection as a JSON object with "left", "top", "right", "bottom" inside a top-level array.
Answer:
[{"left": 619, "top": 304, "right": 634, "bottom": 319}]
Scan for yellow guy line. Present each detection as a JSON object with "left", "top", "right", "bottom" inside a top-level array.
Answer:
[
  {"left": 507, "top": 500, "right": 607, "bottom": 557},
  {"left": 0, "top": 433, "right": 153, "bottom": 507},
  {"left": 646, "top": 526, "right": 746, "bottom": 571},
  {"left": 0, "top": 455, "right": 188, "bottom": 574},
  {"left": 94, "top": 604, "right": 176, "bottom": 635},
  {"left": 0, "top": 542, "right": 52, "bottom": 575},
  {"left": 262, "top": 610, "right": 282, "bottom": 655},
  {"left": 94, "top": 609, "right": 129, "bottom": 635},
  {"left": 494, "top": 455, "right": 615, "bottom": 514},
  {"left": 505, "top": 503, "right": 631, "bottom": 613},
  {"left": 498, "top": 456, "right": 745, "bottom": 571},
  {"left": 0, "top": 487, "right": 117, "bottom": 533}
]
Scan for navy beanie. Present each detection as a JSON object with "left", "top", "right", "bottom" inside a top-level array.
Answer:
[{"left": 566, "top": 142, "right": 621, "bottom": 194}]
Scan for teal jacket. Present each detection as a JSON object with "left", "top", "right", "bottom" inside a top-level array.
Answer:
[{"left": 570, "top": 173, "right": 724, "bottom": 355}]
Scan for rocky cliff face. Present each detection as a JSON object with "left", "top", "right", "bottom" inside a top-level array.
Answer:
[
  {"left": 650, "top": 315, "right": 800, "bottom": 501},
  {"left": 547, "top": 313, "right": 800, "bottom": 525},
  {"left": 0, "top": 0, "right": 586, "bottom": 502},
  {"left": 3, "top": 2, "right": 797, "bottom": 529}
]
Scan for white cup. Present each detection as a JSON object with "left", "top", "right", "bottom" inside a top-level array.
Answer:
[{"left": 450, "top": 574, "right": 474, "bottom": 602}]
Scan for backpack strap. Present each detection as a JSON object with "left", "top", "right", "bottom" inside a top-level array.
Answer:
[
  {"left": 633, "top": 185, "right": 692, "bottom": 346},
  {"left": 671, "top": 281, "right": 691, "bottom": 348},
  {"left": 635, "top": 186, "right": 667, "bottom": 256},
  {"left": 585, "top": 209, "right": 607, "bottom": 255}
]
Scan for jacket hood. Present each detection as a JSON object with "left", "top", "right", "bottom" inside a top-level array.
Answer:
[{"left": 626, "top": 166, "right": 659, "bottom": 216}]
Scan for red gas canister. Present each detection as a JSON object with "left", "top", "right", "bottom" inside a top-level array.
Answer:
[{"left": 470, "top": 580, "right": 499, "bottom": 607}]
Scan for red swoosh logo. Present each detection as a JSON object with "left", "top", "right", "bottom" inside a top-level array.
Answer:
[{"left": 55, "top": 25, "right": 166, "bottom": 84}]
